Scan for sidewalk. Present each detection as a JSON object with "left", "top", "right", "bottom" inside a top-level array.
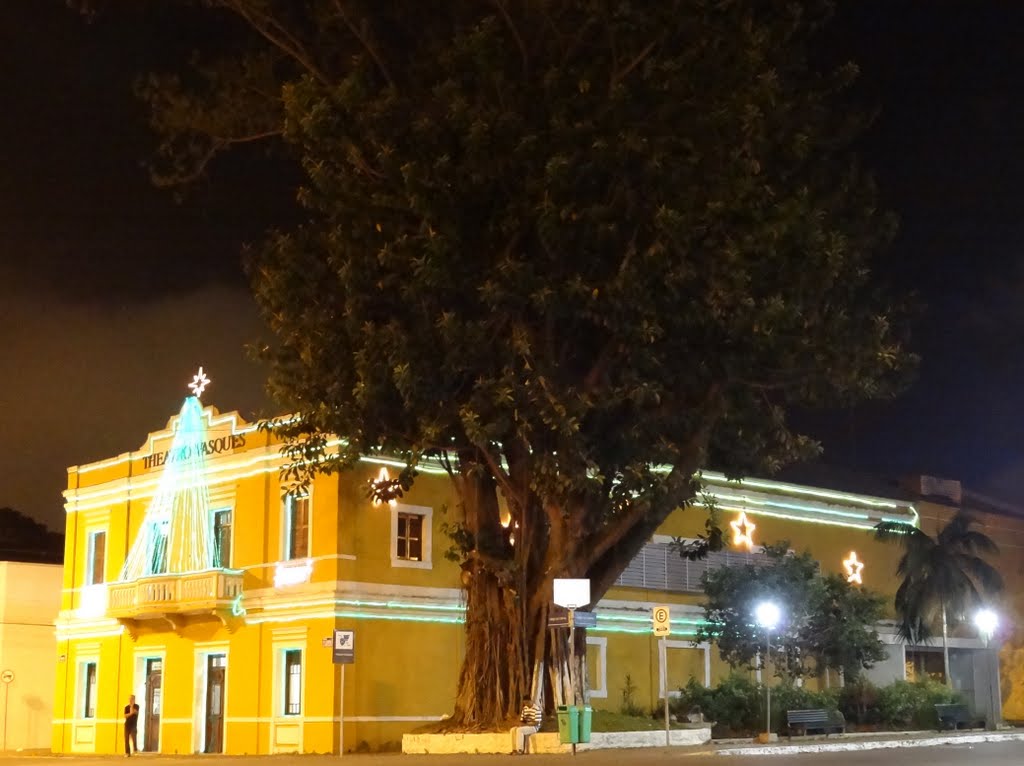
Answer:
[
  {"left": 1, "top": 729, "right": 1023, "bottom": 764},
  {"left": 710, "top": 727, "right": 1024, "bottom": 756}
]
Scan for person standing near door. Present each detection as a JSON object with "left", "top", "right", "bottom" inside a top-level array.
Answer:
[{"left": 124, "top": 695, "right": 139, "bottom": 756}]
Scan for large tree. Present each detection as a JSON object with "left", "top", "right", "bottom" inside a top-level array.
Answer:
[
  {"left": 695, "top": 543, "right": 887, "bottom": 681},
  {"left": 108, "top": 0, "right": 912, "bottom": 728},
  {"left": 875, "top": 512, "right": 1002, "bottom": 684}
]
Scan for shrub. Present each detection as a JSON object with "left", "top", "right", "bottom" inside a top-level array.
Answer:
[
  {"left": 675, "top": 673, "right": 763, "bottom": 735},
  {"left": 876, "top": 679, "right": 963, "bottom": 729},
  {"left": 769, "top": 683, "right": 839, "bottom": 732},
  {"left": 674, "top": 675, "right": 959, "bottom": 737},
  {"left": 619, "top": 674, "right": 646, "bottom": 717},
  {"left": 838, "top": 677, "right": 880, "bottom": 725}
]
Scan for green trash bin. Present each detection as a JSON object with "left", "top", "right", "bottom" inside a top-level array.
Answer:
[
  {"left": 578, "top": 705, "right": 593, "bottom": 743},
  {"left": 557, "top": 705, "right": 580, "bottom": 744}
]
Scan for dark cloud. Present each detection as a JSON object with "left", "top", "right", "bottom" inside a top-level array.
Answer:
[{"left": 0, "top": 285, "right": 270, "bottom": 530}]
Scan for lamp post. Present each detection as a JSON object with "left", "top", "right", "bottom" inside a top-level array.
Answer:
[
  {"left": 754, "top": 601, "right": 781, "bottom": 742},
  {"left": 974, "top": 608, "right": 999, "bottom": 731}
]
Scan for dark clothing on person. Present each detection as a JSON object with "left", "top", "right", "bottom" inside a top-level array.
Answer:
[{"left": 124, "top": 704, "right": 139, "bottom": 755}]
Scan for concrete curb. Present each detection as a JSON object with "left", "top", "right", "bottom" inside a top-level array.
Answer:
[{"left": 719, "top": 731, "right": 1024, "bottom": 756}]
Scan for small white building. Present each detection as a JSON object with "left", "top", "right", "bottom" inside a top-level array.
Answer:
[{"left": 0, "top": 561, "right": 62, "bottom": 751}]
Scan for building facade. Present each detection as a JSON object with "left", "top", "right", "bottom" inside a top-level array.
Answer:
[
  {"left": 1, "top": 561, "right": 62, "bottom": 751},
  {"left": 53, "top": 392, "right": 1024, "bottom": 754}
]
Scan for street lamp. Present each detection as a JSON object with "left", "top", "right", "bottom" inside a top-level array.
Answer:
[
  {"left": 754, "top": 601, "right": 781, "bottom": 741},
  {"left": 974, "top": 608, "right": 1000, "bottom": 731}
]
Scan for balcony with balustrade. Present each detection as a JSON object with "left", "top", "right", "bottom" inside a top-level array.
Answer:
[{"left": 107, "top": 569, "right": 244, "bottom": 626}]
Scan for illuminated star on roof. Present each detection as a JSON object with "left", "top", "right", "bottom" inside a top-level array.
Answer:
[
  {"left": 730, "top": 511, "right": 756, "bottom": 550},
  {"left": 188, "top": 366, "right": 211, "bottom": 399},
  {"left": 843, "top": 551, "right": 864, "bottom": 585}
]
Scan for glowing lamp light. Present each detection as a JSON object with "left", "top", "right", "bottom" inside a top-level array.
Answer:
[
  {"left": 188, "top": 366, "right": 211, "bottom": 398},
  {"left": 754, "top": 601, "right": 781, "bottom": 631},
  {"left": 730, "top": 512, "right": 756, "bottom": 549},
  {"left": 843, "top": 551, "right": 864, "bottom": 585},
  {"left": 274, "top": 559, "right": 313, "bottom": 588},
  {"left": 975, "top": 608, "right": 999, "bottom": 641}
]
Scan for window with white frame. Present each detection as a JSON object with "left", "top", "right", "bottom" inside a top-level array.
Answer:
[
  {"left": 283, "top": 649, "right": 302, "bottom": 715},
  {"left": 659, "top": 640, "right": 711, "bottom": 697},
  {"left": 213, "top": 509, "right": 232, "bottom": 568},
  {"left": 585, "top": 636, "right": 608, "bottom": 698},
  {"left": 81, "top": 661, "right": 98, "bottom": 719},
  {"left": 284, "top": 495, "right": 310, "bottom": 560},
  {"left": 86, "top": 530, "right": 106, "bottom": 585},
  {"left": 390, "top": 503, "right": 432, "bottom": 569}
]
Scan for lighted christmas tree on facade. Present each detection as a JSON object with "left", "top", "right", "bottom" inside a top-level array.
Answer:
[{"left": 120, "top": 368, "right": 218, "bottom": 580}]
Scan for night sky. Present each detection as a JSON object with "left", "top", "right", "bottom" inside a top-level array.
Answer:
[{"left": 3, "top": 1, "right": 1024, "bottom": 532}]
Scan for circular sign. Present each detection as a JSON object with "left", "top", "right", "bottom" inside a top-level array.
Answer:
[
  {"left": 0, "top": 670, "right": 14, "bottom": 684},
  {"left": 653, "top": 607, "right": 669, "bottom": 624}
]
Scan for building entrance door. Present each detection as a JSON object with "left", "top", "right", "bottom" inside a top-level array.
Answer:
[
  {"left": 204, "top": 655, "right": 226, "bottom": 753},
  {"left": 144, "top": 658, "right": 162, "bottom": 752}
]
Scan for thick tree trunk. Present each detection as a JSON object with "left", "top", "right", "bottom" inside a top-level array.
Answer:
[
  {"left": 448, "top": 570, "right": 533, "bottom": 727},
  {"left": 445, "top": 439, "right": 709, "bottom": 730}
]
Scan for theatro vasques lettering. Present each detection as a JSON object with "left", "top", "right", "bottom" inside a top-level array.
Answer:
[{"left": 142, "top": 434, "right": 246, "bottom": 470}]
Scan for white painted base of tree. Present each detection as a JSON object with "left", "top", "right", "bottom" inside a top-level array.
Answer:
[{"left": 402, "top": 727, "right": 712, "bottom": 754}]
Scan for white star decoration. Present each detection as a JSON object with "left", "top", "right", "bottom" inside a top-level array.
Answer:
[
  {"left": 730, "top": 512, "right": 756, "bottom": 550},
  {"left": 188, "top": 366, "right": 211, "bottom": 399},
  {"left": 843, "top": 551, "right": 864, "bottom": 585}
]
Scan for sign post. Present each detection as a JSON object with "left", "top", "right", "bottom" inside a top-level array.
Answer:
[
  {"left": 1, "top": 669, "right": 14, "bottom": 753},
  {"left": 552, "top": 579, "right": 591, "bottom": 711},
  {"left": 653, "top": 606, "right": 671, "bottom": 746},
  {"left": 332, "top": 631, "right": 354, "bottom": 756}
]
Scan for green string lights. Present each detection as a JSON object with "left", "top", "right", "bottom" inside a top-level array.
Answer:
[{"left": 120, "top": 392, "right": 222, "bottom": 580}]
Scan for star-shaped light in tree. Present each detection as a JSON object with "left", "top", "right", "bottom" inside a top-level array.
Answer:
[
  {"left": 843, "top": 551, "right": 864, "bottom": 585},
  {"left": 188, "top": 366, "right": 211, "bottom": 399},
  {"left": 730, "top": 512, "right": 756, "bottom": 550}
]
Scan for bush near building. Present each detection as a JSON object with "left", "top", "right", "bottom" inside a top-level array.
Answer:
[{"left": 672, "top": 675, "right": 964, "bottom": 737}]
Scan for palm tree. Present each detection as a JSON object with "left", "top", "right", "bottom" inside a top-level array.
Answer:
[{"left": 875, "top": 511, "right": 1003, "bottom": 684}]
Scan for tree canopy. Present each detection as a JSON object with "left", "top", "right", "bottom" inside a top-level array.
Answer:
[
  {"left": 696, "top": 543, "right": 887, "bottom": 679},
  {"left": 0, "top": 507, "right": 64, "bottom": 564},
  {"left": 113, "top": 0, "right": 914, "bottom": 725}
]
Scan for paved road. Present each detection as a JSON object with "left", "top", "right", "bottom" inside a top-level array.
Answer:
[{"left": 1, "top": 741, "right": 1022, "bottom": 765}]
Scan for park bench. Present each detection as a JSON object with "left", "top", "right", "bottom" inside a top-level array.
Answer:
[
  {"left": 935, "top": 703, "right": 984, "bottom": 731},
  {"left": 786, "top": 708, "right": 846, "bottom": 737}
]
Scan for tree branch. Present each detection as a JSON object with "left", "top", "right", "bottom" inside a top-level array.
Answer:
[
  {"left": 609, "top": 39, "right": 658, "bottom": 94},
  {"left": 331, "top": 0, "right": 396, "bottom": 89},
  {"left": 220, "top": 0, "right": 331, "bottom": 86},
  {"left": 491, "top": 0, "right": 528, "bottom": 76},
  {"left": 583, "top": 383, "right": 723, "bottom": 574}
]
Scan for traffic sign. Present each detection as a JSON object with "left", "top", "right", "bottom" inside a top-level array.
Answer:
[
  {"left": 0, "top": 670, "right": 13, "bottom": 684},
  {"left": 548, "top": 609, "right": 597, "bottom": 629},
  {"left": 653, "top": 605, "right": 671, "bottom": 636},
  {"left": 332, "top": 629, "right": 355, "bottom": 664}
]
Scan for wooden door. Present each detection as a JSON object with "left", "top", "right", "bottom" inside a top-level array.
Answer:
[
  {"left": 144, "top": 659, "right": 162, "bottom": 752},
  {"left": 204, "top": 655, "right": 226, "bottom": 753}
]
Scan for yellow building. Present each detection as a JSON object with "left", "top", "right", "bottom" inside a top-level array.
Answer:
[
  {"left": 53, "top": 385, "right": 1024, "bottom": 754},
  {"left": 0, "top": 561, "right": 62, "bottom": 752}
]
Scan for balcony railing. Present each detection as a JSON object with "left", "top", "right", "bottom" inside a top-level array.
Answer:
[{"left": 107, "top": 569, "right": 243, "bottom": 621}]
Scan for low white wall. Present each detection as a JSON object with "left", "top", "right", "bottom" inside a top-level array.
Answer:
[{"left": 402, "top": 726, "right": 711, "bottom": 754}]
